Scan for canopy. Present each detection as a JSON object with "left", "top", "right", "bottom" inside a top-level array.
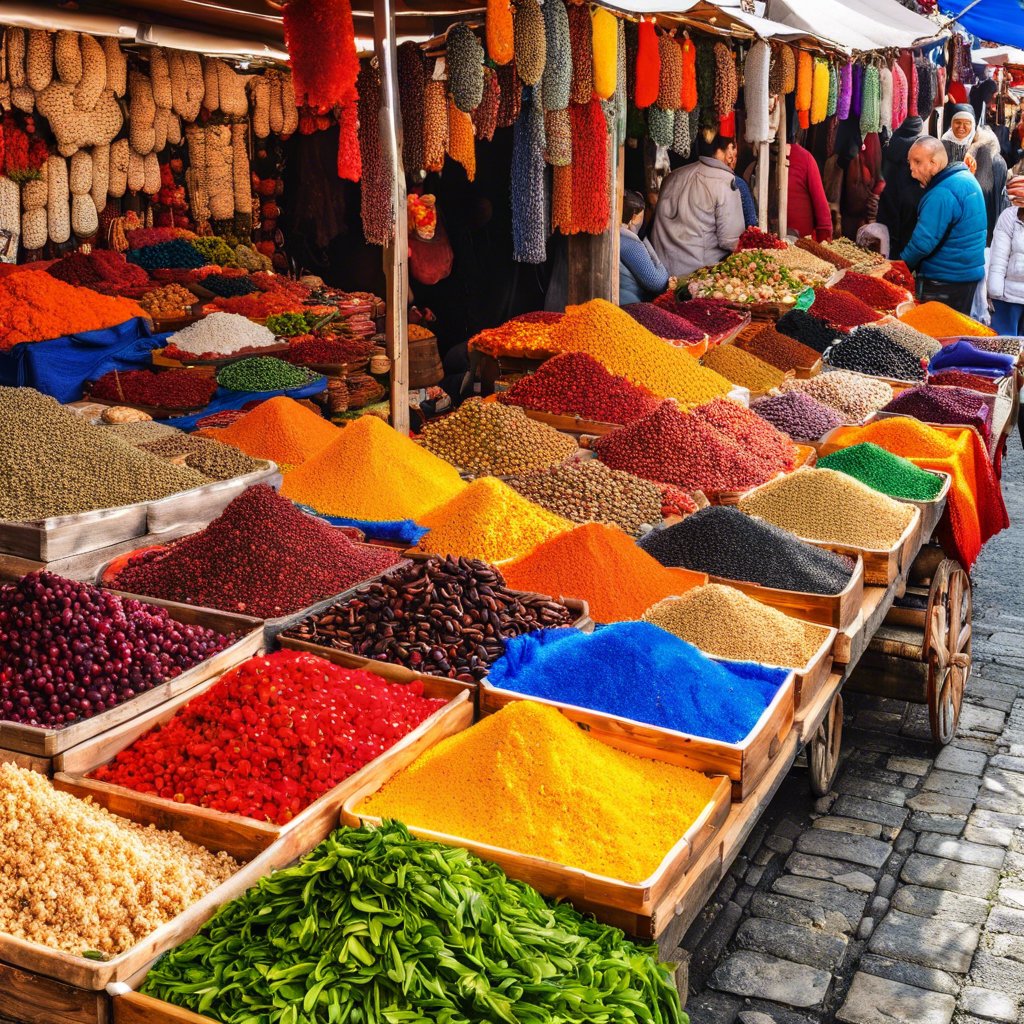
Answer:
[
  {"left": 765, "top": 0, "right": 946, "bottom": 51},
  {"left": 973, "top": 45, "right": 1024, "bottom": 67},
  {"left": 943, "top": 0, "right": 1024, "bottom": 53}
]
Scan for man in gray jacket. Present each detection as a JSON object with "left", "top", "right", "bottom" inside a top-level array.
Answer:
[{"left": 650, "top": 135, "right": 746, "bottom": 278}]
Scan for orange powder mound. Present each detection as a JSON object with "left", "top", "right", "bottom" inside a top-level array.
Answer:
[
  {"left": 827, "top": 417, "right": 1008, "bottom": 570},
  {"left": 281, "top": 414, "right": 467, "bottom": 521},
  {"left": 198, "top": 397, "right": 338, "bottom": 469},
  {"left": 417, "top": 477, "right": 573, "bottom": 563},
  {"left": 501, "top": 522, "right": 704, "bottom": 623},
  {"left": 0, "top": 270, "right": 148, "bottom": 350},
  {"left": 546, "top": 299, "right": 732, "bottom": 408},
  {"left": 898, "top": 302, "right": 997, "bottom": 339}
]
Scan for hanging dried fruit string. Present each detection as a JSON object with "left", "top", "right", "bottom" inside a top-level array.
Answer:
[
  {"left": 496, "top": 61, "right": 522, "bottom": 126},
  {"left": 624, "top": 20, "right": 638, "bottom": 105},
  {"left": 514, "top": 0, "right": 547, "bottom": 87},
  {"left": 473, "top": 67, "right": 501, "bottom": 142},
  {"left": 780, "top": 44, "right": 796, "bottom": 95},
  {"left": 744, "top": 39, "right": 770, "bottom": 144},
  {"left": 569, "top": 97, "right": 610, "bottom": 234},
  {"left": 713, "top": 42, "right": 737, "bottom": 136},
  {"left": 357, "top": 62, "right": 392, "bottom": 245},
  {"left": 545, "top": 108, "right": 572, "bottom": 166},
  {"left": 680, "top": 35, "right": 698, "bottom": 111},
  {"left": 837, "top": 61, "right": 853, "bottom": 119},
  {"left": 447, "top": 23, "right": 485, "bottom": 111},
  {"left": 658, "top": 33, "right": 682, "bottom": 112},
  {"left": 486, "top": 0, "right": 514, "bottom": 65},
  {"left": 827, "top": 60, "right": 839, "bottom": 117},
  {"left": 592, "top": 8, "right": 618, "bottom": 101},
  {"left": 795, "top": 49, "right": 813, "bottom": 129},
  {"left": 397, "top": 42, "right": 426, "bottom": 176},
  {"left": 635, "top": 19, "right": 660, "bottom": 109},
  {"left": 511, "top": 85, "right": 546, "bottom": 263},
  {"left": 541, "top": 0, "right": 571, "bottom": 111},
  {"left": 851, "top": 63, "right": 863, "bottom": 118},
  {"left": 447, "top": 97, "right": 476, "bottom": 181},
  {"left": 552, "top": 163, "right": 573, "bottom": 234},
  {"left": 768, "top": 42, "right": 783, "bottom": 96},
  {"left": 860, "top": 64, "right": 881, "bottom": 135},
  {"left": 696, "top": 38, "right": 716, "bottom": 130},
  {"left": 614, "top": 18, "right": 627, "bottom": 146},
  {"left": 423, "top": 79, "right": 448, "bottom": 173},
  {"left": 568, "top": 1, "right": 595, "bottom": 105}
]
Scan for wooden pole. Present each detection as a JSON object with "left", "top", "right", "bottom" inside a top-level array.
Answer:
[
  {"left": 777, "top": 101, "right": 789, "bottom": 238},
  {"left": 372, "top": 0, "right": 409, "bottom": 435},
  {"left": 757, "top": 140, "right": 770, "bottom": 230}
]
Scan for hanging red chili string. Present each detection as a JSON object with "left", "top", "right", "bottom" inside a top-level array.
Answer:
[{"left": 569, "top": 97, "right": 609, "bottom": 234}]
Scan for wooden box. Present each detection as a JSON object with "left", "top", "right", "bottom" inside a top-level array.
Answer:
[
  {"left": 520, "top": 409, "right": 622, "bottom": 437},
  {"left": 0, "top": 502, "right": 150, "bottom": 562},
  {"left": 146, "top": 465, "right": 282, "bottom": 536}
]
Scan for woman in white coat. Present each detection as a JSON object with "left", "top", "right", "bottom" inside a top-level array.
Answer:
[{"left": 988, "top": 200, "right": 1024, "bottom": 335}]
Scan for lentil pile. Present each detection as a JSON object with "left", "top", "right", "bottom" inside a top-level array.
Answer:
[
  {"left": 93, "top": 651, "right": 446, "bottom": 824},
  {"left": 868, "top": 318, "right": 941, "bottom": 361},
  {"left": 90, "top": 368, "right": 217, "bottom": 411},
  {"left": 504, "top": 460, "right": 680, "bottom": 536},
  {"left": 112, "top": 485, "right": 402, "bottom": 618},
  {"left": 105, "top": 420, "right": 181, "bottom": 446},
  {"left": 0, "top": 387, "right": 208, "bottom": 521},
  {"left": 643, "top": 584, "right": 830, "bottom": 668},
  {"left": 702, "top": 343, "right": 788, "bottom": 393},
  {"left": 811, "top": 286, "right": 884, "bottom": 330},
  {"left": 778, "top": 370, "right": 893, "bottom": 422},
  {"left": 501, "top": 522, "right": 700, "bottom": 623},
  {"left": 698, "top": 398, "right": 798, "bottom": 469},
  {"left": 883, "top": 384, "right": 990, "bottom": 434},
  {"left": 655, "top": 295, "right": 745, "bottom": 336},
  {"left": 639, "top": 506, "right": 856, "bottom": 594},
  {"left": 751, "top": 392, "right": 844, "bottom": 441},
  {"left": 165, "top": 312, "right": 279, "bottom": 358},
  {"left": 417, "top": 477, "right": 573, "bottom": 563},
  {"left": 776, "top": 308, "right": 844, "bottom": 353},
  {"left": 487, "top": 623, "right": 789, "bottom": 744},
  {"left": 826, "top": 326, "right": 927, "bottom": 382},
  {"left": 285, "top": 556, "right": 573, "bottom": 682},
  {"left": 0, "top": 572, "right": 231, "bottom": 728},
  {"left": 139, "top": 434, "right": 268, "bottom": 481},
  {"left": 738, "top": 468, "right": 915, "bottom": 548},
  {"left": 356, "top": 700, "right": 721, "bottom": 882},
  {"left": 736, "top": 324, "right": 821, "bottom": 372},
  {"left": 420, "top": 399, "right": 578, "bottom": 475},
  {"left": 622, "top": 302, "right": 704, "bottom": 341},
  {"left": 216, "top": 356, "right": 322, "bottom": 393},
  {"left": 497, "top": 352, "right": 660, "bottom": 424},
  {"left": 899, "top": 302, "right": 997, "bottom": 339},
  {"left": 929, "top": 369, "right": 998, "bottom": 394},
  {"left": 0, "top": 763, "right": 237, "bottom": 957},
  {"left": 282, "top": 414, "right": 466, "bottom": 521},
  {"left": 819, "top": 443, "right": 944, "bottom": 501},
  {"left": 835, "top": 271, "right": 910, "bottom": 311}
]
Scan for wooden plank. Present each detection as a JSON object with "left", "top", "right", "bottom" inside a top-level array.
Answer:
[
  {"left": 0, "top": 961, "right": 108, "bottom": 1024},
  {"left": 832, "top": 583, "right": 899, "bottom": 665},
  {"left": 777, "top": 106, "right": 788, "bottom": 238},
  {"left": 757, "top": 140, "right": 770, "bottom": 231},
  {"left": 113, "top": 992, "right": 205, "bottom": 1024}
]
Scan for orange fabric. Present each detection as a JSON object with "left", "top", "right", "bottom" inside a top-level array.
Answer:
[{"left": 826, "top": 418, "right": 1008, "bottom": 569}]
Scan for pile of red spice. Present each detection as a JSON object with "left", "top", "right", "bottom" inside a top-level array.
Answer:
[
  {"left": 736, "top": 324, "right": 821, "bottom": 372},
  {"left": 836, "top": 271, "right": 911, "bottom": 312},
  {"left": 884, "top": 262, "right": 915, "bottom": 292},
  {"left": 109, "top": 485, "right": 404, "bottom": 618},
  {"left": 283, "top": 334, "right": 376, "bottom": 365},
  {"left": 654, "top": 294, "right": 745, "bottom": 336},
  {"left": 695, "top": 398, "right": 798, "bottom": 473},
  {"left": 622, "top": 303, "right": 704, "bottom": 341},
  {"left": 126, "top": 227, "right": 197, "bottom": 248},
  {"left": 208, "top": 274, "right": 312, "bottom": 317},
  {"left": 594, "top": 400, "right": 788, "bottom": 493},
  {"left": 928, "top": 369, "right": 999, "bottom": 394},
  {"left": 736, "top": 227, "right": 787, "bottom": 251},
  {"left": 810, "top": 286, "right": 883, "bottom": 331},
  {"left": 92, "top": 650, "right": 446, "bottom": 824},
  {"left": 497, "top": 352, "right": 660, "bottom": 424},
  {"left": 513, "top": 311, "right": 564, "bottom": 325},
  {"left": 90, "top": 368, "right": 217, "bottom": 411},
  {"left": 47, "top": 251, "right": 152, "bottom": 297}
]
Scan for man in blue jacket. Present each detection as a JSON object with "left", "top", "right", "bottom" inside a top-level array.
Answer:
[{"left": 898, "top": 136, "right": 987, "bottom": 315}]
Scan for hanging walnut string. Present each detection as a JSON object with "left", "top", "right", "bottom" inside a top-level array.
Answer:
[
  {"left": 713, "top": 42, "right": 737, "bottom": 131},
  {"left": 768, "top": 42, "right": 783, "bottom": 96},
  {"left": 447, "top": 23, "right": 484, "bottom": 112},
  {"left": 423, "top": 79, "right": 448, "bottom": 172},
  {"left": 541, "top": 0, "right": 571, "bottom": 111},
  {"left": 544, "top": 107, "right": 572, "bottom": 166},
  {"left": 496, "top": 61, "right": 522, "bottom": 126},
  {"left": 647, "top": 105, "right": 674, "bottom": 146},
  {"left": 671, "top": 101, "right": 692, "bottom": 156},
  {"left": 357, "top": 63, "right": 392, "bottom": 246},
  {"left": 568, "top": 1, "right": 594, "bottom": 105},
  {"left": 510, "top": 85, "right": 546, "bottom": 263},
  {"left": 398, "top": 42, "right": 427, "bottom": 176},
  {"left": 514, "top": 0, "right": 547, "bottom": 87},
  {"left": 780, "top": 44, "right": 796, "bottom": 95},
  {"left": 657, "top": 32, "right": 682, "bottom": 111},
  {"left": 472, "top": 67, "right": 501, "bottom": 141}
]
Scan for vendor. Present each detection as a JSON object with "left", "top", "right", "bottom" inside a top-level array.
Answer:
[
  {"left": 619, "top": 190, "right": 670, "bottom": 305},
  {"left": 650, "top": 134, "right": 745, "bottom": 278}
]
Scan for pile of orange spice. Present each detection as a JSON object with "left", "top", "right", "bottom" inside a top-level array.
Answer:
[{"left": 898, "top": 302, "right": 997, "bottom": 339}]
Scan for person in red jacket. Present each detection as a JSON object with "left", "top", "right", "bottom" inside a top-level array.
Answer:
[{"left": 786, "top": 142, "right": 833, "bottom": 241}]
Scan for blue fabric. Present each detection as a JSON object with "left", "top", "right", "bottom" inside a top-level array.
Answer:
[
  {"left": 928, "top": 340, "right": 1017, "bottom": 379},
  {"left": 939, "top": 1, "right": 1024, "bottom": 51},
  {"left": 735, "top": 173, "right": 758, "bottom": 228},
  {"left": 0, "top": 318, "right": 167, "bottom": 403},
  {"left": 164, "top": 377, "right": 329, "bottom": 431},
  {"left": 487, "top": 621, "right": 789, "bottom": 744},
  {"left": 619, "top": 227, "right": 670, "bottom": 305},
  {"left": 294, "top": 504, "right": 427, "bottom": 545},
  {"left": 898, "top": 163, "right": 987, "bottom": 283},
  {"left": 990, "top": 299, "right": 1024, "bottom": 336}
]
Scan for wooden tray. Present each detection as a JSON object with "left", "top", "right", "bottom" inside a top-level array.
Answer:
[
  {"left": 478, "top": 671, "right": 795, "bottom": 801},
  {"left": 705, "top": 314, "right": 752, "bottom": 348},
  {"left": 519, "top": 409, "right": 623, "bottom": 437},
  {"left": 0, "top": 592, "right": 263, "bottom": 758},
  {"left": 151, "top": 342, "right": 292, "bottom": 369}
]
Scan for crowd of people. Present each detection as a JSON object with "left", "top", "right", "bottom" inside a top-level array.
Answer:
[{"left": 623, "top": 88, "right": 1024, "bottom": 325}]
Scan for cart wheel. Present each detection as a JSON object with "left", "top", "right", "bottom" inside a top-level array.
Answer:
[
  {"left": 809, "top": 693, "right": 844, "bottom": 797},
  {"left": 926, "top": 559, "right": 972, "bottom": 746}
]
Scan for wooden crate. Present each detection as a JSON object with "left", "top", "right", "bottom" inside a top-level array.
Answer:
[
  {"left": 0, "top": 959, "right": 112, "bottom": 1024},
  {"left": 478, "top": 671, "right": 795, "bottom": 801},
  {"left": 0, "top": 593, "right": 263, "bottom": 759},
  {"left": 113, "top": 992, "right": 206, "bottom": 1024},
  {"left": 0, "top": 502, "right": 150, "bottom": 562}
]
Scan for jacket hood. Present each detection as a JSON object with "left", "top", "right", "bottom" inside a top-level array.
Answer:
[{"left": 969, "top": 125, "right": 1002, "bottom": 161}]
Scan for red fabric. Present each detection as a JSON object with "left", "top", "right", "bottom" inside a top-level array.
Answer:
[
  {"left": 787, "top": 143, "right": 832, "bottom": 241},
  {"left": 947, "top": 82, "right": 967, "bottom": 105},
  {"left": 635, "top": 21, "right": 660, "bottom": 109}
]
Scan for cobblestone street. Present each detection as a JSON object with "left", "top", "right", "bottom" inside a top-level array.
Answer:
[{"left": 683, "top": 444, "right": 1024, "bottom": 1024}]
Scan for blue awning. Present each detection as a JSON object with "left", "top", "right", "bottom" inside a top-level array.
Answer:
[{"left": 942, "top": 0, "right": 1024, "bottom": 52}]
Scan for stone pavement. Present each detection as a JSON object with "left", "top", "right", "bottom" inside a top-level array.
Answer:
[{"left": 682, "top": 443, "right": 1024, "bottom": 1024}]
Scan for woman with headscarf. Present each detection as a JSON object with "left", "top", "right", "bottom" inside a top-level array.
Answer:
[
  {"left": 878, "top": 115, "right": 926, "bottom": 257},
  {"left": 943, "top": 103, "right": 1009, "bottom": 243}
]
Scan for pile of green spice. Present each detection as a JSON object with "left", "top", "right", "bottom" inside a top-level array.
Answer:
[
  {"left": 141, "top": 823, "right": 684, "bottom": 1024},
  {"left": 818, "top": 443, "right": 944, "bottom": 501},
  {"left": 216, "top": 356, "right": 323, "bottom": 393},
  {"left": 140, "top": 434, "right": 270, "bottom": 481}
]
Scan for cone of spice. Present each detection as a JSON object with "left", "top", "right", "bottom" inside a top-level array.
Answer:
[{"left": 818, "top": 443, "right": 944, "bottom": 501}]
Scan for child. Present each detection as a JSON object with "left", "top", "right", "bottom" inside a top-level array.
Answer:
[{"left": 619, "top": 190, "right": 669, "bottom": 305}]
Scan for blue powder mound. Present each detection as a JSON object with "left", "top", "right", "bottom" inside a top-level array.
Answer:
[{"left": 487, "top": 622, "right": 789, "bottom": 744}]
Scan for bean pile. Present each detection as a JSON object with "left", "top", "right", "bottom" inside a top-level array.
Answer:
[
  {"left": 826, "top": 327, "right": 927, "bottom": 382},
  {"left": 751, "top": 392, "right": 844, "bottom": 441},
  {"left": 166, "top": 312, "right": 279, "bottom": 358},
  {"left": 883, "top": 384, "right": 990, "bottom": 434},
  {"left": 94, "top": 651, "right": 446, "bottom": 824},
  {"left": 819, "top": 443, "right": 944, "bottom": 501},
  {"left": 703, "top": 343, "right": 787, "bottom": 393},
  {"left": 643, "top": 584, "right": 831, "bottom": 668},
  {"left": 0, "top": 571, "right": 231, "bottom": 728},
  {"left": 929, "top": 369, "right": 998, "bottom": 394},
  {"left": 282, "top": 334, "right": 375, "bottom": 365},
  {"left": 286, "top": 556, "right": 572, "bottom": 682},
  {"left": 127, "top": 239, "right": 210, "bottom": 271},
  {"left": 0, "top": 764, "right": 237, "bottom": 957},
  {"left": 504, "top": 460, "right": 675, "bottom": 536},
  {"left": 969, "top": 336, "right": 1023, "bottom": 356},
  {"left": 835, "top": 271, "right": 910, "bottom": 311},
  {"left": 112, "top": 485, "right": 402, "bottom": 618},
  {"left": 776, "top": 308, "right": 844, "bottom": 353},
  {"left": 738, "top": 468, "right": 915, "bottom": 548},
  {"left": 200, "top": 274, "right": 257, "bottom": 298},
  {"left": 868, "top": 319, "right": 941, "bottom": 361},
  {"left": 216, "top": 356, "right": 322, "bottom": 393},
  {"left": 1, "top": 387, "right": 208, "bottom": 521},
  {"left": 90, "top": 368, "right": 217, "bottom": 411},
  {"left": 736, "top": 324, "right": 821, "bottom": 372},
  {"left": 639, "top": 506, "right": 856, "bottom": 594},
  {"left": 779, "top": 370, "right": 893, "bottom": 422},
  {"left": 105, "top": 420, "right": 181, "bottom": 445},
  {"left": 622, "top": 302, "right": 704, "bottom": 341},
  {"left": 497, "top": 352, "right": 659, "bottom": 425},
  {"left": 811, "top": 286, "right": 883, "bottom": 330},
  {"left": 139, "top": 434, "right": 268, "bottom": 480},
  {"left": 418, "top": 477, "right": 573, "bottom": 563},
  {"left": 654, "top": 295, "right": 746, "bottom": 336}
]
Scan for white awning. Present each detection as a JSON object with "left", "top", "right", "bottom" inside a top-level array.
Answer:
[
  {"left": 974, "top": 45, "right": 1024, "bottom": 67},
  {"left": 764, "top": 0, "right": 946, "bottom": 52}
]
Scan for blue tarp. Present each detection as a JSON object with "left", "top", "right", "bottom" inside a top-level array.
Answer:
[
  {"left": 164, "top": 376, "right": 329, "bottom": 431},
  {"left": 928, "top": 340, "right": 1017, "bottom": 379},
  {"left": 0, "top": 318, "right": 167, "bottom": 403},
  {"left": 940, "top": 1, "right": 1024, "bottom": 51},
  {"left": 295, "top": 503, "right": 428, "bottom": 546}
]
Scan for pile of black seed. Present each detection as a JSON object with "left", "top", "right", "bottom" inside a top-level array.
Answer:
[
  {"left": 776, "top": 309, "right": 844, "bottom": 354},
  {"left": 826, "top": 327, "right": 927, "bottom": 382},
  {"left": 638, "top": 505, "right": 856, "bottom": 595}
]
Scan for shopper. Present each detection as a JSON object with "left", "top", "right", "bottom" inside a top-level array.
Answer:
[
  {"left": 786, "top": 141, "right": 833, "bottom": 241},
  {"left": 619, "top": 190, "right": 669, "bottom": 305},
  {"left": 824, "top": 122, "right": 884, "bottom": 240},
  {"left": 650, "top": 134, "right": 745, "bottom": 277},
  {"left": 878, "top": 115, "right": 926, "bottom": 258},
  {"left": 899, "top": 137, "right": 987, "bottom": 315},
  {"left": 988, "top": 197, "right": 1024, "bottom": 335},
  {"left": 942, "top": 103, "right": 1009, "bottom": 242}
]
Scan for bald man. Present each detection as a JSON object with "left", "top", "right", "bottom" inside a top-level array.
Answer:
[{"left": 899, "top": 136, "right": 987, "bottom": 315}]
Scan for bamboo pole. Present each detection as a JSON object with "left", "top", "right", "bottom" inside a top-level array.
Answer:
[{"left": 777, "top": 102, "right": 789, "bottom": 238}]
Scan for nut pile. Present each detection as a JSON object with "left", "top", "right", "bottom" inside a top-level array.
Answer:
[
  {"left": 0, "top": 763, "right": 237, "bottom": 957},
  {"left": 867, "top": 319, "right": 941, "bottom": 361},
  {"left": 140, "top": 434, "right": 268, "bottom": 480},
  {"left": 736, "top": 324, "right": 821, "bottom": 372},
  {"left": 738, "top": 468, "right": 915, "bottom": 548},
  {"left": 420, "top": 398, "right": 578, "bottom": 475},
  {"left": 703, "top": 343, "right": 787, "bottom": 393},
  {"left": 643, "top": 584, "right": 831, "bottom": 668},
  {"left": 165, "top": 312, "right": 279, "bottom": 358},
  {"left": 284, "top": 556, "right": 573, "bottom": 681},
  {"left": 776, "top": 309, "right": 844, "bottom": 353},
  {"left": 779, "top": 371, "right": 893, "bottom": 422},
  {"left": 796, "top": 236, "right": 853, "bottom": 269},
  {"left": 826, "top": 327, "right": 927, "bottom": 382},
  {"left": 105, "top": 420, "right": 181, "bottom": 445},
  {"left": 819, "top": 238, "right": 887, "bottom": 270},
  {"left": 751, "top": 392, "right": 844, "bottom": 441},
  {"left": 687, "top": 249, "right": 805, "bottom": 304},
  {"left": 139, "top": 283, "right": 196, "bottom": 318},
  {"left": 969, "top": 336, "right": 1023, "bottom": 356},
  {"left": 639, "top": 505, "right": 856, "bottom": 595},
  {"left": 765, "top": 245, "right": 836, "bottom": 286}
]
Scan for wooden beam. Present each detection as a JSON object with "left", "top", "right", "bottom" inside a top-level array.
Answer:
[
  {"left": 373, "top": 0, "right": 410, "bottom": 435},
  {"left": 757, "top": 140, "right": 770, "bottom": 231},
  {"left": 777, "top": 103, "right": 789, "bottom": 238}
]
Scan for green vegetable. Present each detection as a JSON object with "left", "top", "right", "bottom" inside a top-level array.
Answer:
[
  {"left": 266, "top": 312, "right": 312, "bottom": 338},
  {"left": 141, "top": 823, "right": 685, "bottom": 1024},
  {"left": 216, "top": 356, "right": 322, "bottom": 393}
]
